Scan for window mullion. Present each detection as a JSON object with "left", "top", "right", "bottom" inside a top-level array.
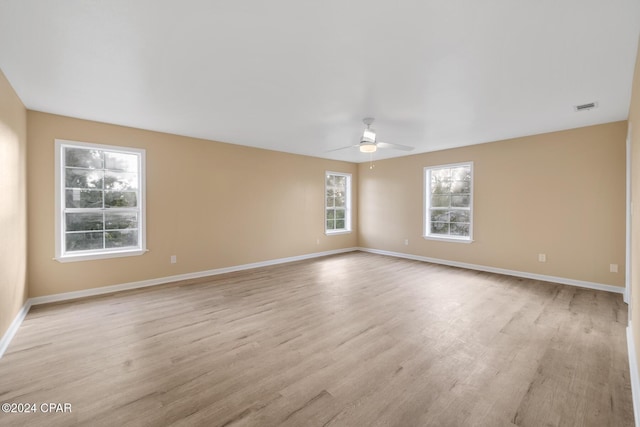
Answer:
[
  {"left": 57, "top": 141, "right": 145, "bottom": 260},
  {"left": 425, "top": 163, "right": 472, "bottom": 241},
  {"left": 325, "top": 172, "right": 351, "bottom": 234}
]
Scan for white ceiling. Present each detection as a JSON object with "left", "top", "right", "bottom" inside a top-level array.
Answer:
[{"left": 1, "top": 1, "right": 639, "bottom": 163}]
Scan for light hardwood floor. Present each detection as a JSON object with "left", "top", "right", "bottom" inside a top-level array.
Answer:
[{"left": 0, "top": 252, "right": 634, "bottom": 426}]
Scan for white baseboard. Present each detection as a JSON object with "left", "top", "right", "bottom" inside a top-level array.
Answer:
[
  {"left": 0, "top": 247, "right": 358, "bottom": 358},
  {"left": 29, "top": 247, "right": 359, "bottom": 306},
  {"left": 0, "top": 300, "right": 32, "bottom": 359},
  {"left": 627, "top": 324, "right": 640, "bottom": 427},
  {"left": 1, "top": 246, "right": 621, "bottom": 359},
  {"left": 358, "top": 247, "right": 624, "bottom": 294}
]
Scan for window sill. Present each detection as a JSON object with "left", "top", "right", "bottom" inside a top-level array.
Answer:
[
  {"left": 54, "top": 248, "right": 148, "bottom": 263},
  {"left": 325, "top": 230, "right": 352, "bottom": 236},
  {"left": 423, "top": 235, "right": 473, "bottom": 244}
]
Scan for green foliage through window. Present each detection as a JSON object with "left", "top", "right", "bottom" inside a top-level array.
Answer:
[
  {"left": 325, "top": 172, "right": 351, "bottom": 233},
  {"left": 61, "top": 143, "right": 143, "bottom": 254},
  {"left": 426, "top": 164, "right": 472, "bottom": 240}
]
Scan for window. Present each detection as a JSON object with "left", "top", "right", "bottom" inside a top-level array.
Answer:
[
  {"left": 55, "top": 140, "right": 146, "bottom": 262},
  {"left": 424, "top": 162, "right": 473, "bottom": 242},
  {"left": 325, "top": 172, "right": 352, "bottom": 234}
]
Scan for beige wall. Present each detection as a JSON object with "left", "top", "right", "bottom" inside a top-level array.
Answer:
[
  {"left": 629, "top": 35, "right": 640, "bottom": 377},
  {"left": 27, "top": 111, "right": 357, "bottom": 297},
  {"left": 0, "top": 69, "right": 28, "bottom": 338},
  {"left": 359, "top": 121, "right": 627, "bottom": 287},
  {"left": 2, "top": 56, "right": 632, "bottom": 344}
]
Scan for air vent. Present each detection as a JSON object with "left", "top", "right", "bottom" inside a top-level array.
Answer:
[{"left": 574, "top": 101, "right": 598, "bottom": 112}]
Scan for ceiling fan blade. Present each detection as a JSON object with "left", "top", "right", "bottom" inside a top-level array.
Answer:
[
  {"left": 325, "top": 144, "right": 359, "bottom": 152},
  {"left": 377, "top": 141, "right": 414, "bottom": 151}
]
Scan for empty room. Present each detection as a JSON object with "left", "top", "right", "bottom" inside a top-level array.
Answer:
[{"left": 2, "top": 1, "right": 640, "bottom": 426}]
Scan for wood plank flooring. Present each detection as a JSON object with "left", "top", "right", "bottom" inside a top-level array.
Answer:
[{"left": 0, "top": 251, "right": 634, "bottom": 426}]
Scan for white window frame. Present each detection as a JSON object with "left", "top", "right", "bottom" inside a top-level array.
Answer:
[
  {"left": 54, "top": 139, "right": 147, "bottom": 262},
  {"left": 325, "top": 171, "right": 352, "bottom": 235},
  {"left": 424, "top": 161, "right": 473, "bottom": 243}
]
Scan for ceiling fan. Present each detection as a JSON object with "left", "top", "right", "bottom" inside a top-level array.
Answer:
[{"left": 329, "top": 118, "right": 414, "bottom": 153}]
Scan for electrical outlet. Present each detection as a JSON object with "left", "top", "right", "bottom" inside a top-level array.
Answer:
[
  {"left": 538, "top": 254, "right": 546, "bottom": 263},
  {"left": 170, "top": 255, "right": 177, "bottom": 264},
  {"left": 404, "top": 239, "right": 409, "bottom": 245},
  {"left": 610, "top": 264, "right": 618, "bottom": 273},
  {"left": 316, "top": 238, "right": 320, "bottom": 245}
]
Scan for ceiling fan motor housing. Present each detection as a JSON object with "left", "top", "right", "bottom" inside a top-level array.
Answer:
[
  {"left": 362, "top": 128, "right": 376, "bottom": 143},
  {"left": 360, "top": 120, "right": 378, "bottom": 152}
]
